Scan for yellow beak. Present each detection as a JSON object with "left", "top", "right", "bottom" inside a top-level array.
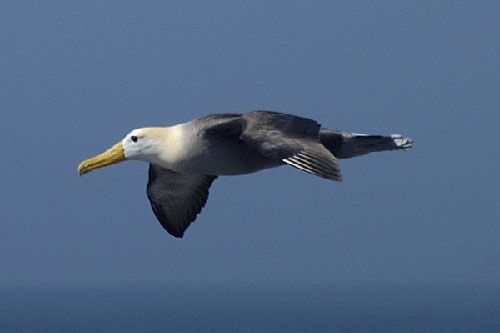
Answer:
[{"left": 78, "top": 141, "right": 125, "bottom": 175}]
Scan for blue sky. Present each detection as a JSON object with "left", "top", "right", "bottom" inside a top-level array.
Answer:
[{"left": 1, "top": 1, "right": 499, "bottom": 287}]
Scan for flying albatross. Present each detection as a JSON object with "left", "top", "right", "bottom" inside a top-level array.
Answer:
[{"left": 78, "top": 111, "right": 412, "bottom": 238}]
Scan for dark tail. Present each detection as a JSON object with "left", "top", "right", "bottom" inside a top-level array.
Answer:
[{"left": 319, "top": 128, "right": 413, "bottom": 159}]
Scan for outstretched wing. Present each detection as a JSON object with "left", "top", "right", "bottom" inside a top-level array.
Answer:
[
  {"left": 146, "top": 164, "right": 217, "bottom": 238},
  {"left": 241, "top": 111, "right": 342, "bottom": 181},
  {"left": 319, "top": 129, "right": 413, "bottom": 159}
]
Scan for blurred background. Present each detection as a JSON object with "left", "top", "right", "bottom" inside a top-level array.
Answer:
[{"left": 1, "top": 1, "right": 499, "bottom": 331}]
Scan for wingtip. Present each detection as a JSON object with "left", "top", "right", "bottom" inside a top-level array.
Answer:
[
  {"left": 164, "top": 224, "right": 185, "bottom": 238},
  {"left": 390, "top": 134, "right": 413, "bottom": 150}
]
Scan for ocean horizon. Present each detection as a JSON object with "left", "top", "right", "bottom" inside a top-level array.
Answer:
[{"left": 2, "top": 283, "right": 499, "bottom": 332}]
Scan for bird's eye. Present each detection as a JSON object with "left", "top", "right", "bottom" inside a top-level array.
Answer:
[{"left": 131, "top": 135, "right": 138, "bottom": 143}]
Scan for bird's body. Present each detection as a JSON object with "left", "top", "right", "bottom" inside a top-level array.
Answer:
[
  {"left": 161, "top": 114, "right": 281, "bottom": 175},
  {"left": 78, "top": 111, "right": 413, "bottom": 238}
]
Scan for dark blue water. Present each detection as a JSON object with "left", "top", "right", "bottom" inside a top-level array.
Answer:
[{"left": 2, "top": 284, "right": 499, "bottom": 332}]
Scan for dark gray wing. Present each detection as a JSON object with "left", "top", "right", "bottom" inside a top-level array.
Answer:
[
  {"left": 241, "top": 111, "right": 342, "bottom": 181},
  {"left": 319, "top": 129, "right": 413, "bottom": 159},
  {"left": 146, "top": 164, "right": 217, "bottom": 238}
]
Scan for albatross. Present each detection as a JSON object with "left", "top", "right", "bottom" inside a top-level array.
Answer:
[{"left": 78, "top": 110, "right": 412, "bottom": 238}]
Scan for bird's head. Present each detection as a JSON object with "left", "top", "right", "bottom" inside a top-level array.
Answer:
[{"left": 77, "top": 128, "right": 165, "bottom": 175}]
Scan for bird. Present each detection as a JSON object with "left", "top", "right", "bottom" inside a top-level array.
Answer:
[{"left": 78, "top": 110, "right": 413, "bottom": 238}]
